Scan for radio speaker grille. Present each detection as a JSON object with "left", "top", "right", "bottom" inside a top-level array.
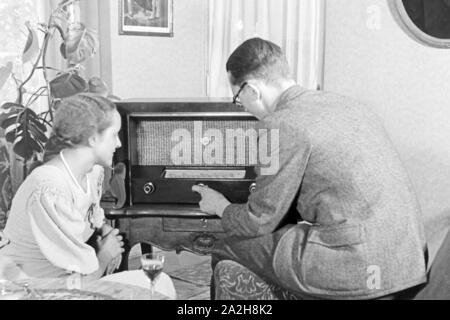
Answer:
[{"left": 135, "top": 119, "right": 259, "bottom": 166}]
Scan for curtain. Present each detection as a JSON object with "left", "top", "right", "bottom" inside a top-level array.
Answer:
[
  {"left": 207, "top": 0, "right": 326, "bottom": 97},
  {"left": 78, "top": 0, "right": 113, "bottom": 93},
  {"left": 78, "top": 0, "right": 100, "bottom": 79}
]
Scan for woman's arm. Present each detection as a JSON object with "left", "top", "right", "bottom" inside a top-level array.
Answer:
[
  {"left": 91, "top": 166, "right": 124, "bottom": 274},
  {"left": 89, "top": 223, "right": 124, "bottom": 276},
  {"left": 98, "top": 224, "right": 124, "bottom": 275},
  {"left": 82, "top": 230, "right": 125, "bottom": 281}
]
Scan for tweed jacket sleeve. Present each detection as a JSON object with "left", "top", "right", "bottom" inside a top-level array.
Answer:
[{"left": 221, "top": 119, "right": 312, "bottom": 237}]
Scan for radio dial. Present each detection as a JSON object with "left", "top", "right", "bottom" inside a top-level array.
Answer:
[
  {"left": 249, "top": 183, "right": 257, "bottom": 193},
  {"left": 143, "top": 182, "right": 155, "bottom": 195}
]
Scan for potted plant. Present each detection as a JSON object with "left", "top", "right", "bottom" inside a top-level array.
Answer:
[{"left": 0, "top": 0, "right": 116, "bottom": 218}]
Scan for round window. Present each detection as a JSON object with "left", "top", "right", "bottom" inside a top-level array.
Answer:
[{"left": 389, "top": 0, "right": 450, "bottom": 48}]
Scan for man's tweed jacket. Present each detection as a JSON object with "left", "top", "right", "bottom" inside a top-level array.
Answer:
[{"left": 221, "top": 85, "right": 427, "bottom": 299}]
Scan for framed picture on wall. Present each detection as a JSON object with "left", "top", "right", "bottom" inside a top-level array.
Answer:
[{"left": 119, "top": 0, "right": 173, "bottom": 37}]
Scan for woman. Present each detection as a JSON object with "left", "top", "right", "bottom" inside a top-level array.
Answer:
[{"left": 0, "top": 93, "right": 124, "bottom": 280}]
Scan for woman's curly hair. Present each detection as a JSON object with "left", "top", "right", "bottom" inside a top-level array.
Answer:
[{"left": 43, "top": 93, "right": 117, "bottom": 162}]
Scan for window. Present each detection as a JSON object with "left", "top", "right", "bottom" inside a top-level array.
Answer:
[
  {"left": 389, "top": 0, "right": 450, "bottom": 48},
  {"left": 0, "top": 0, "right": 41, "bottom": 104},
  {"left": 207, "top": 0, "right": 326, "bottom": 97}
]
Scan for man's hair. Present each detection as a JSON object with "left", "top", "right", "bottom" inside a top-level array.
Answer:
[
  {"left": 43, "top": 93, "right": 117, "bottom": 162},
  {"left": 226, "top": 38, "right": 291, "bottom": 86}
]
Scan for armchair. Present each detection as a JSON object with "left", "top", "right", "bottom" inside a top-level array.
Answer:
[{"left": 213, "top": 260, "right": 302, "bottom": 300}]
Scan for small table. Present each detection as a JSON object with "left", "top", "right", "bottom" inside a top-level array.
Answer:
[
  {"left": 14, "top": 277, "right": 168, "bottom": 300},
  {"left": 105, "top": 204, "right": 227, "bottom": 258}
]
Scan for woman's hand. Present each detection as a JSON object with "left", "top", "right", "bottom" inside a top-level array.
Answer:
[
  {"left": 96, "top": 229, "right": 125, "bottom": 267},
  {"left": 106, "top": 255, "right": 122, "bottom": 275},
  {"left": 98, "top": 223, "right": 114, "bottom": 238}
]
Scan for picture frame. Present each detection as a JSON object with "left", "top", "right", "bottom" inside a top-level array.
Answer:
[{"left": 119, "top": 0, "right": 174, "bottom": 37}]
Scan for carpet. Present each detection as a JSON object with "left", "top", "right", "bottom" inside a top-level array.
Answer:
[{"left": 167, "top": 260, "right": 212, "bottom": 300}]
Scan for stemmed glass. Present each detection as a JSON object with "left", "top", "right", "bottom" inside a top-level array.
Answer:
[{"left": 140, "top": 252, "right": 165, "bottom": 299}]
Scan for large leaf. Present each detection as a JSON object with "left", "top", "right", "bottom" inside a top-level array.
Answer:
[
  {"left": 88, "top": 77, "right": 121, "bottom": 101},
  {"left": 49, "top": 72, "right": 87, "bottom": 99},
  {"left": 58, "top": 0, "right": 79, "bottom": 11},
  {"left": 28, "top": 122, "right": 48, "bottom": 144},
  {"left": 1, "top": 103, "right": 25, "bottom": 111},
  {"left": 12, "top": 137, "right": 42, "bottom": 161},
  {"left": 0, "top": 107, "right": 45, "bottom": 133},
  {"left": 88, "top": 77, "right": 109, "bottom": 96},
  {"left": 61, "top": 23, "right": 98, "bottom": 64},
  {"left": 0, "top": 142, "right": 12, "bottom": 213},
  {"left": 0, "top": 111, "right": 18, "bottom": 130},
  {"left": 22, "top": 21, "right": 40, "bottom": 64},
  {"left": 2, "top": 108, "right": 48, "bottom": 160},
  {"left": 0, "top": 62, "right": 13, "bottom": 91}
]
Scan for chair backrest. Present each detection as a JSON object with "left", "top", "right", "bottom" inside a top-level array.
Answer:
[{"left": 413, "top": 228, "right": 450, "bottom": 299}]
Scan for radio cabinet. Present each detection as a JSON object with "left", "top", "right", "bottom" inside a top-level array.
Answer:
[
  {"left": 105, "top": 205, "right": 227, "bottom": 256},
  {"left": 107, "top": 99, "right": 257, "bottom": 257}
]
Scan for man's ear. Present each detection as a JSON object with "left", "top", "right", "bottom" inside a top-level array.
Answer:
[{"left": 246, "top": 83, "right": 262, "bottom": 101}]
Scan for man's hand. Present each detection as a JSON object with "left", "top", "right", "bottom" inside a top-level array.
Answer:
[{"left": 192, "top": 185, "right": 231, "bottom": 217}]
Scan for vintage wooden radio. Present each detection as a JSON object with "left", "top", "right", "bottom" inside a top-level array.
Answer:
[
  {"left": 114, "top": 98, "right": 259, "bottom": 207},
  {"left": 105, "top": 99, "right": 261, "bottom": 257}
]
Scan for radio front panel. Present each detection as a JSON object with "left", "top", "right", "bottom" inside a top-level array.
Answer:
[{"left": 115, "top": 100, "right": 261, "bottom": 206}]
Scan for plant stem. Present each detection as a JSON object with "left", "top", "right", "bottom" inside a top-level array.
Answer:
[
  {"left": 25, "top": 86, "right": 47, "bottom": 106},
  {"left": 26, "top": 87, "right": 48, "bottom": 108},
  {"left": 16, "top": 36, "right": 47, "bottom": 106},
  {"left": 42, "top": 15, "right": 56, "bottom": 123},
  {"left": 23, "top": 159, "right": 27, "bottom": 179},
  {"left": 36, "top": 66, "right": 61, "bottom": 72},
  {"left": 38, "top": 116, "right": 52, "bottom": 128}
]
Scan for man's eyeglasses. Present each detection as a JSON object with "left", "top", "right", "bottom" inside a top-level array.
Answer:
[{"left": 232, "top": 82, "right": 248, "bottom": 106}]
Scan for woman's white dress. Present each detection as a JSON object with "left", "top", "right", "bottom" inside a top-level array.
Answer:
[{"left": 0, "top": 164, "right": 105, "bottom": 278}]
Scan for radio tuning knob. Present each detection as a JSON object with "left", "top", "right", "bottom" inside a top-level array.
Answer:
[
  {"left": 143, "top": 182, "right": 155, "bottom": 195},
  {"left": 249, "top": 183, "right": 257, "bottom": 193}
]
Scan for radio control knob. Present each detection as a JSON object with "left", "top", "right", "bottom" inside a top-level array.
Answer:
[
  {"left": 249, "top": 183, "right": 257, "bottom": 193},
  {"left": 143, "top": 182, "right": 155, "bottom": 195}
]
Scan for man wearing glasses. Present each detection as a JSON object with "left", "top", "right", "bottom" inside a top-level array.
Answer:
[{"left": 192, "top": 38, "right": 427, "bottom": 299}]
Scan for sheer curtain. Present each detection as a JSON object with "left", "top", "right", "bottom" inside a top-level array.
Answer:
[
  {"left": 78, "top": 0, "right": 113, "bottom": 92},
  {"left": 207, "top": 0, "right": 326, "bottom": 97}
]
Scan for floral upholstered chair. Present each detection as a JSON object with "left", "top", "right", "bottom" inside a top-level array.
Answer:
[{"left": 213, "top": 260, "right": 302, "bottom": 300}]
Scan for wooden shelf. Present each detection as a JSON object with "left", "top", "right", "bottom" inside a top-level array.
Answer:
[{"left": 103, "top": 204, "right": 216, "bottom": 218}]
